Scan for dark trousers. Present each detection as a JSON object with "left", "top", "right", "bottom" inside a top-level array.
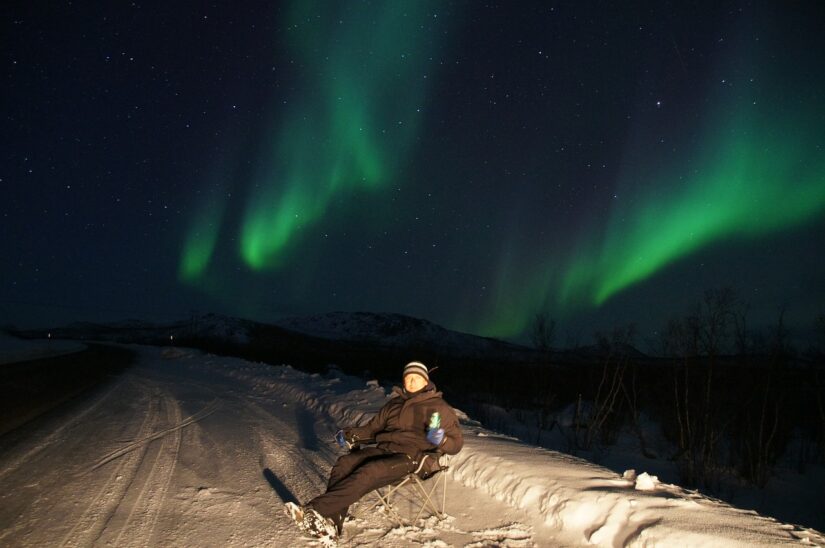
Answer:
[{"left": 308, "top": 447, "right": 415, "bottom": 520}]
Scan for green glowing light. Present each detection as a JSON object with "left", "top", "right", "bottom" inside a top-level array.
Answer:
[
  {"left": 474, "top": 76, "right": 825, "bottom": 339},
  {"left": 240, "top": 0, "right": 440, "bottom": 270},
  {"left": 563, "top": 103, "right": 825, "bottom": 308},
  {"left": 178, "top": 197, "right": 225, "bottom": 282}
]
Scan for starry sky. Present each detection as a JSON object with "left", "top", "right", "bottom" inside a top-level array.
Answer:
[{"left": 3, "top": 1, "right": 825, "bottom": 347}]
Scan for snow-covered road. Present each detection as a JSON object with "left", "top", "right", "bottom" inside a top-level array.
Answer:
[
  {"left": 0, "top": 344, "right": 822, "bottom": 547},
  {"left": 0, "top": 346, "right": 550, "bottom": 547}
]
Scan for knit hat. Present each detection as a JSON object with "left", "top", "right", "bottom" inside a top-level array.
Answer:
[{"left": 402, "top": 361, "right": 429, "bottom": 382}]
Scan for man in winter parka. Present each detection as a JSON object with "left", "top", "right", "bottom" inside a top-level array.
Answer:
[{"left": 285, "top": 361, "right": 463, "bottom": 543}]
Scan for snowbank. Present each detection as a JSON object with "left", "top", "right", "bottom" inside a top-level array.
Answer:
[
  {"left": 0, "top": 333, "right": 85, "bottom": 365},
  {"left": 208, "top": 358, "right": 824, "bottom": 547}
]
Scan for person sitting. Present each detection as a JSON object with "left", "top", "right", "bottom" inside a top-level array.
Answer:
[{"left": 285, "top": 361, "right": 464, "bottom": 543}]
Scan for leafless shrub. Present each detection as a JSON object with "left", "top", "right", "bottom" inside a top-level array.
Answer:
[
  {"left": 566, "top": 324, "right": 636, "bottom": 453},
  {"left": 531, "top": 312, "right": 556, "bottom": 353},
  {"left": 667, "top": 287, "right": 741, "bottom": 488}
]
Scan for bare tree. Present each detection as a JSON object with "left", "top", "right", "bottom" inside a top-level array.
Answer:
[
  {"left": 816, "top": 315, "right": 825, "bottom": 461},
  {"left": 731, "top": 299, "right": 751, "bottom": 356},
  {"left": 669, "top": 287, "right": 741, "bottom": 488},
  {"left": 622, "top": 354, "right": 655, "bottom": 458},
  {"left": 697, "top": 286, "right": 737, "bottom": 356},
  {"left": 768, "top": 305, "right": 791, "bottom": 358},
  {"left": 568, "top": 324, "right": 636, "bottom": 453},
  {"left": 815, "top": 366, "right": 825, "bottom": 463},
  {"left": 530, "top": 312, "right": 556, "bottom": 353}
]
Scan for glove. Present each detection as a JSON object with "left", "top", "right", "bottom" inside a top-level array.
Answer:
[
  {"left": 426, "top": 427, "right": 445, "bottom": 447},
  {"left": 335, "top": 430, "right": 352, "bottom": 449}
]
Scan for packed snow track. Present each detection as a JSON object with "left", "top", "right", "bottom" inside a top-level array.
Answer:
[{"left": 0, "top": 346, "right": 549, "bottom": 547}]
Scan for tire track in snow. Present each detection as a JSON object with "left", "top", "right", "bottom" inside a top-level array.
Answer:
[
  {"left": 59, "top": 384, "right": 160, "bottom": 548},
  {"left": 0, "top": 376, "right": 129, "bottom": 481},
  {"left": 111, "top": 388, "right": 183, "bottom": 547},
  {"left": 85, "top": 398, "right": 219, "bottom": 473},
  {"left": 243, "top": 399, "right": 333, "bottom": 500}
]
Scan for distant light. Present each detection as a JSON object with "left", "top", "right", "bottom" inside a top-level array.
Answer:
[{"left": 170, "top": 335, "right": 174, "bottom": 341}]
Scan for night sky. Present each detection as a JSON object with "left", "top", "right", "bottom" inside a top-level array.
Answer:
[{"left": 3, "top": 1, "right": 824, "bottom": 347}]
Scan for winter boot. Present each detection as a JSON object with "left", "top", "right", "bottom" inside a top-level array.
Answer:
[
  {"left": 303, "top": 507, "right": 338, "bottom": 545},
  {"left": 284, "top": 503, "right": 338, "bottom": 546},
  {"left": 284, "top": 502, "right": 307, "bottom": 532},
  {"left": 331, "top": 512, "right": 345, "bottom": 537}
]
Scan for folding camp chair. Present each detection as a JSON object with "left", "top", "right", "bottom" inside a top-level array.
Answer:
[{"left": 359, "top": 451, "right": 450, "bottom": 527}]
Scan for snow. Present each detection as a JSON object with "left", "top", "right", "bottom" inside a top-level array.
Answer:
[
  {"left": 633, "top": 471, "right": 659, "bottom": 491},
  {"left": 182, "top": 313, "right": 252, "bottom": 345},
  {"left": 0, "top": 331, "right": 85, "bottom": 365},
  {"left": 274, "top": 311, "right": 535, "bottom": 359},
  {"left": 1, "top": 342, "right": 823, "bottom": 547}
]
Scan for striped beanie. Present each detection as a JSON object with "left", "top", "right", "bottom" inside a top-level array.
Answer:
[{"left": 402, "top": 361, "right": 429, "bottom": 382}]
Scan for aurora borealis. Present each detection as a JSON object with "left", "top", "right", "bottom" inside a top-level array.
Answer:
[
  {"left": 181, "top": 1, "right": 445, "bottom": 275},
  {"left": 570, "top": 100, "right": 825, "bottom": 308},
  {"left": 4, "top": 1, "right": 824, "bottom": 345},
  {"left": 237, "top": 1, "right": 442, "bottom": 271},
  {"left": 476, "top": 69, "right": 825, "bottom": 338}
]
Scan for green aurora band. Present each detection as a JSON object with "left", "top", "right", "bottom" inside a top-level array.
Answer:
[
  {"left": 477, "top": 87, "right": 825, "bottom": 338},
  {"left": 569, "top": 100, "right": 825, "bottom": 301},
  {"left": 240, "top": 1, "right": 442, "bottom": 270},
  {"left": 180, "top": 1, "right": 443, "bottom": 278},
  {"left": 179, "top": 190, "right": 226, "bottom": 283},
  {"left": 178, "top": 5, "right": 824, "bottom": 341}
]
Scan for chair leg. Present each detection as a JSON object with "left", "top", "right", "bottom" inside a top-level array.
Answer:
[
  {"left": 409, "top": 479, "right": 431, "bottom": 524},
  {"left": 363, "top": 478, "right": 411, "bottom": 527},
  {"left": 439, "top": 472, "right": 447, "bottom": 516},
  {"left": 410, "top": 473, "right": 447, "bottom": 523},
  {"left": 362, "top": 472, "right": 449, "bottom": 527}
]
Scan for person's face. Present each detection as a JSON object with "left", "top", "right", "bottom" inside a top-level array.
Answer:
[{"left": 403, "top": 373, "right": 427, "bottom": 393}]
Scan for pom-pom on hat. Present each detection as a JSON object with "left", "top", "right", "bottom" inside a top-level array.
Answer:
[{"left": 402, "top": 361, "right": 429, "bottom": 382}]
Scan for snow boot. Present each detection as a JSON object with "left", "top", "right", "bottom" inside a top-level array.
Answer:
[
  {"left": 331, "top": 512, "right": 345, "bottom": 537},
  {"left": 284, "top": 503, "right": 338, "bottom": 546},
  {"left": 284, "top": 502, "right": 307, "bottom": 532},
  {"left": 303, "top": 507, "right": 338, "bottom": 545}
]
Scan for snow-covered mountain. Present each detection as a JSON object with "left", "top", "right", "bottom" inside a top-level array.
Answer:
[
  {"left": 17, "top": 311, "right": 542, "bottom": 362},
  {"left": 26, "top": 313, "right": 257, "bottom": 347},
  {"left": 171, "top": 313, "right": 255, "bottom": 345},
  {"left": 273, "top": 311, "right": 537, "bottom": 359}
]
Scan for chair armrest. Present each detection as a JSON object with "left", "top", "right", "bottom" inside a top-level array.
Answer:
[
  {"left": 415, "top": 451, "right": 449, "bottom": 477},
  {"left": 348, "top": 439, "right": 377, "bottom": 451}
]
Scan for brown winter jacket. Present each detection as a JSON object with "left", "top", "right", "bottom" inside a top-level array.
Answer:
[{"left": 345, "top": 382, "right": 463, "bottom": 460}]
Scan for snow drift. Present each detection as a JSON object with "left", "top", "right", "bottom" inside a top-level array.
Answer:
[{"left": 216, "top": 353, "right": 825, "bottom": 547}]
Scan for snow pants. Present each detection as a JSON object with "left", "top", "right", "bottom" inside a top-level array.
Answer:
[{"left": 308, "top": 446, "right": 416, "bottom": 521}]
